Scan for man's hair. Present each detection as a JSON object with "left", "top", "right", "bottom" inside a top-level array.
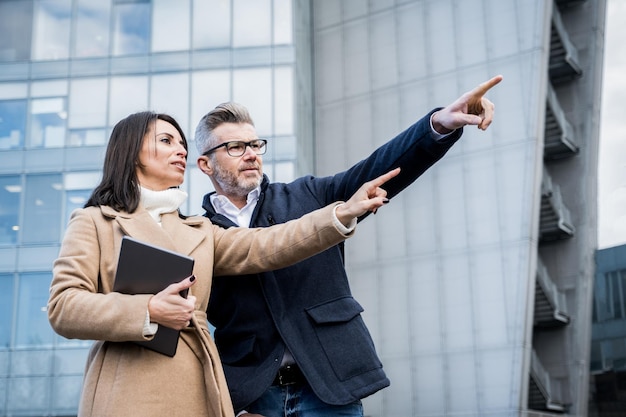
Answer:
[
  {"left": 85, "top": 111, "right": 187, "bottom": 213},
  {"left": 194, "top": 102, "right": 254, "bottom": 154}
]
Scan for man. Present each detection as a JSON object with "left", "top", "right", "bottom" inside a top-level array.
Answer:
[{"left": 195, "top": 75, "right": 502, "bottom": 417}]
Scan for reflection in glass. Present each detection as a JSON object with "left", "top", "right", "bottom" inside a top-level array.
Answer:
[
  {"left": 0, "top": 176, "right": 21, "bottom": 245},
  {"left": 16, "top": 273, "right": 55, "bottom": 347},
  {"left": 65, "top": 190, "right": 91, "bottom": 227},
  {"left": 29, "top": 98, "right": 67, "bottom": 148},
  {"left": 0, "top": 100, "right": 27, "bottom": 150},
  {"left": 233, "top": 0, "right": 271, "bottom": 47},
  {"left": 63, "top": 171, "right": 100, "bottom": 227},
  {"left": 22, "top": 174, "right": 62, "bottom": 244},
  {"left": 0, "top": 274, "right": 13, "bottom": 347},
  {"left": 193, "top": 0, "right": 231, "bottom": 49},
  {"left": 32, "top": 0, "right": 72, "bottom": 61},
  {"left": 0, "top": 1, "right": 34, "bottom": 62},
  {"left": 113, "top": 1, "right": 150, "bottom": 56},
  {"left": 74, "top": 0, "right": 111, "bottom": 58},
  {"left": 152, "top": 0, "right": 190, "bottom": 52},
  {"left": 68, "top": 129, "right": 107, "bottom": 146}
]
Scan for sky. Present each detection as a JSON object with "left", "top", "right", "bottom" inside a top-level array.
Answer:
[{"left": 597, "top": 0, "right": 626, "bottom": 249}]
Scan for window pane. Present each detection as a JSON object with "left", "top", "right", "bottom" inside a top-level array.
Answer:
[
  {"left": 29, "top": 98, "right": 67, "bottom": 148},
  {"left": 274, "top": 66, "right": 293, "bottom": 135},
  {"left": 0, "top": 176, "right": 21, "bottom": 245},
  {"left": 272, "top": 136, "right": 296, "bottom": 160},
  {"left": 69, "top": 78, "right": 108, "bottom": 129},
  {"left": 186, "top": 166, "right": 212, "bottom": 218},
  {"left": 16, "top": 273, "right": 54, "bottom": 347},
  {"left": 32, "top": 0, "right": 71, "bottom": 61},
  {"left": 274, "top": 0, "right": 292, "bottom": 45},
  {"left": 619, "top": 271, "right": 626, "bottom": 319},
  {"left": 150, "top": 73, "right": 190, "bottom": 133},
  {"left": 0, "top": 1, "right": 34, "bottom": 62},
  {"left": 22, "top": 174, "right": 62, "bottom": 244},
  {"left": 0, "top": 274, "right": 13, "bottom": 348},
  {"left": 193, "top": 0, "right": 231, "bottom": 49},
  {"left": 596, "top": 273, "right": 609, "bottom": 322},
  {"left": 74, "top": 0, "right": 111, "bottom": 58},
  {"left": 0, "top": 100, "right": 27, "bottom": 150},
  {"left": 109, "top": 76, "right": 149, "bottom": 125},
  {"left": 233, "top": 68, "right": 272, "bottom": 135},
  {"left": 65, "top": 190, "right": 91, "bottom": 226},
  {"left": 63, "top": 171, "right": 100, "bottom": 226},
  {"left": 152, "top": 0, "right": 190, "bottom": 52},
  {"left": 31, "top": 79, "right": 67, "bottom": 98},
  {"left": 68, "top": 129, "right": 107, "bottom": 146},
  {"left": 233, "top": 0, "right": 271, "bottom": 47},
  {"left": 113, "top": 2, "right": 150, "bottom": 56},
  {"left": 64, "top": 171, "right": 100, "bottom": 192},
  {"left": 191, "top": 70, "right": 231, "bottom": 134},
  {"left": 611, "top": 272, "right": 621, "bottom": 319},
  {"left": 274, "top": 161, "right": 295, "bottom": 183},
  {"left": 0, "top": 83, "right": 28, "bottom": 100}
]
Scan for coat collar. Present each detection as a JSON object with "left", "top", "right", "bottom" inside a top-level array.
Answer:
[{"left": 100, "top": 205, "right": 206, "bottom": 257}]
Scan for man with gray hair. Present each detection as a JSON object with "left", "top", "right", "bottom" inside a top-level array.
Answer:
[{"left": 195, "top": 75, "right": 502, "bottom": 417}]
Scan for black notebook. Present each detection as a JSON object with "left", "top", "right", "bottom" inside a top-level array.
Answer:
[{"left": 113, "top": 235, "right": 195, "bottom": 357}]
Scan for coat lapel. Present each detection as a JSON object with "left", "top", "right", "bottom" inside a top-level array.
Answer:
[
  {"left": 160, "top": 212, "right": 206, "bottom": 256},
  {"left": 101, "top": 206, "right": 206, "bottom": 256}
]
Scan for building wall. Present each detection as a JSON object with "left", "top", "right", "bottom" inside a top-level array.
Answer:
[
  {"left": 534, "top": 0, "right": 605, "bottom": 413},
  {"left": 310, "top": 0, "right": 603, "bottom": 416}
]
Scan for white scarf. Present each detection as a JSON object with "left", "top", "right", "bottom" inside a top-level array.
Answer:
[{"left": 140, "top": 186, "right": 188, "bottom": 223}]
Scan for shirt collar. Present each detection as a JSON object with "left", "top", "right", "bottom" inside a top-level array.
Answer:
[{"left": 211, "top": 186, "right": 260, "bottom": 208}]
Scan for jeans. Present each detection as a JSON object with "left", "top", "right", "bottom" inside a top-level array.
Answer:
[{"left": 246, "top": 383, "right": 363, "bottom": 417}]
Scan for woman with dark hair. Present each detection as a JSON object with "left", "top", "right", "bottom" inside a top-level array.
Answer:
[{"left": 47, "top": 111, "right": 397, "bottom": 417}]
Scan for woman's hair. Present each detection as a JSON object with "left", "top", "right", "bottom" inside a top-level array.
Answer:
[
  {"left": 85, "top": 111, "right": 187, "bottom": 213},
  {"left": 194, "top": 102, "right": 254, "bottom": 155}
]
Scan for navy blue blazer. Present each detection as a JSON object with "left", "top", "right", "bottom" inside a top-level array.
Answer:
[{"left": 204, "top": 109, "right": 463, "bottom": 411}]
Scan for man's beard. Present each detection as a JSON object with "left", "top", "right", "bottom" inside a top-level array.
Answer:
[{"left": 212, "top": 162, "right": 262, "bottom": 198}]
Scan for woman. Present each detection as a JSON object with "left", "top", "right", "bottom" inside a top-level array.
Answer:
[{"left": 48, "top": 111, "right": 397, "bottom": 417}]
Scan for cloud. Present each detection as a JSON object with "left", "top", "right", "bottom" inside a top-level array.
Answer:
[
  {"left": 599, "top": 187, "right": 626, "bottom": 248},
  {"left": 598, "top": 0, "right": 626, "bottom": 248}
]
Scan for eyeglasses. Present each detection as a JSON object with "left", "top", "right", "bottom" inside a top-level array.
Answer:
[{"left": 203, "top": 139, "right": 267, "bottom": 157}]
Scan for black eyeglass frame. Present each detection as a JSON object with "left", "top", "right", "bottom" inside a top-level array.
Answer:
[{"left": 202, "top": 139, "right": 268, "bottom": 157}]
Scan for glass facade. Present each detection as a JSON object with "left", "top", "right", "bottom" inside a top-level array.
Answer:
[
  {"left": 590, "top": 245, "right": 626, "bottom": 416},
  {"left": 0, "top": 0, "right": 298, "bottom": 415}
]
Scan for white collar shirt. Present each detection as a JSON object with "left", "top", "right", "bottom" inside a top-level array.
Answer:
[{"left": 209, "top": 186, "right": 261, "bottom": 228}]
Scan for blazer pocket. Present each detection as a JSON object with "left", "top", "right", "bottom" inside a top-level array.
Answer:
[{"left": 306, "top": 297, "right": 382, "bottom": 381}]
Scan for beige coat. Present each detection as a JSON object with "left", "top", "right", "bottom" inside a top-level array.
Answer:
[{"left": 48, "top": 203, "right": 350, "bottom": 417}]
